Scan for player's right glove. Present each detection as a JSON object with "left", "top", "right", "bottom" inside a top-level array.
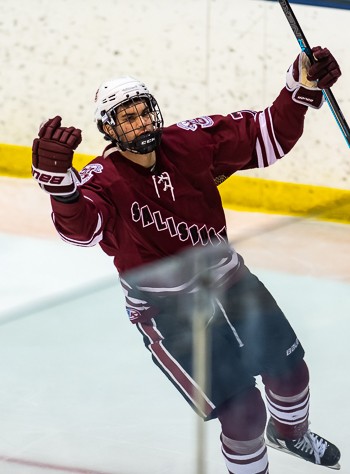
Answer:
[
  {"left": 32, "top": 116, "right": 82, "bottom": 197},
  {"left": 286, "top": 46, "right": 341, "bottom": 109}
]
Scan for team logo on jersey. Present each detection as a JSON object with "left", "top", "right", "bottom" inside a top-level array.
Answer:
[
  {"left": 131, "top": 200, "right": 226, "bottom": 246},
  {"left": 126, "top": 307, "right": 142, "bottom": 322},
  {"left": 152, "top": 172, "right": 175, "bottom": 201},
  {"left": 176, "top": 116, "right": 214, "bottom": 131},
  {"left": 79, "top": 163, "right": 103, "bottom": 184},
  {"left": 230, "top": 110, "right": 256, "bottom": 120},
  {"left": 230, "top": 111, "right": 244, "bottom": 120}
]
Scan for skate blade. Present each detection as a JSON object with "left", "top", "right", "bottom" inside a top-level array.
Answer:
[{"left": 266, "top": 438, "right": 341, "bottom": 470}]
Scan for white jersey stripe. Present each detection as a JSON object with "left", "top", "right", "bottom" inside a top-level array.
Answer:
[
  {"left": 136, "top": 252, "right": 239, "bottom": 294},
  {"left": 258, "top": 111, "right": 278, "bottom": 166},
  {"left": 255, "top": 136, "right": 265, "bottom": 168},
  {"left": 267, "top": 106, "right": 284, "bottom": 158}
]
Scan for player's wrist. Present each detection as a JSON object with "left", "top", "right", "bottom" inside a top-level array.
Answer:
[
  {"left": 32, "top": 165, "right": 81, "bottom": 196},
  {"left": 52, "top": 189, "right": 80, "bottom": 203},
  {"left": 287, "top": 86, "right": 325, "bottom": 109}
]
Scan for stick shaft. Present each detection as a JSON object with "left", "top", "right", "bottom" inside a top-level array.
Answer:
[{"left": 278, "top": 0, "right": 350, "bottom": 148}]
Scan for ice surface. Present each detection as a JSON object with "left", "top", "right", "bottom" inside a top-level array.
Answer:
[{"left": 0, "top": 232, "right": 349, "bottom": 473}]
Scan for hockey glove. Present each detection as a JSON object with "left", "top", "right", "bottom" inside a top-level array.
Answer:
[
  {"left": 32, "top": 116, "right": 82, "bottom": 197},
  {"left": 286, "top": 46, "right": 341, "bottom": 109}
]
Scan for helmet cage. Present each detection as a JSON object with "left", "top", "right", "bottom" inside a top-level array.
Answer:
[{"left": 100, "top": 94, "right": 164, "bottom": 154}]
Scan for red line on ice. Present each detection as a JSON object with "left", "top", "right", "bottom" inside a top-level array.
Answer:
[{"left": 0, "top": 454, "right": 116, "bottom": 474}]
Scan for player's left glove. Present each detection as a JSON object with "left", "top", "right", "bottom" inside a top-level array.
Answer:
[
  {"left": 32, "top": 116, "right": 82, "bottom": 197},
  {"left": 286, "top": 46, "right": 341, "bottom": 109}
]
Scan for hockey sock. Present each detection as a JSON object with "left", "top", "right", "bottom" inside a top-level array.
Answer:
[
  {"left": 221, "top": 433, "right": 269, "bottom": 474},
  {"left": 262, "top": 359, "right": 310, "bottom": 440},
  {"left": 217, "top": 386, "right": 267, "bottom": 440},
  {"left": 217, "top": 387, "right": 268, "bottom": 473}
]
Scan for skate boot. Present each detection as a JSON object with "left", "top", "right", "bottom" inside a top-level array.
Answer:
[{"left": 266, "top": 417, "right": 341, "bottom": 470}]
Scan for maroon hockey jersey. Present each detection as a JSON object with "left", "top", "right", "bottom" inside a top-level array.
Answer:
[{"left": 51, "top": 88, "right": 306, "bottom": 321}]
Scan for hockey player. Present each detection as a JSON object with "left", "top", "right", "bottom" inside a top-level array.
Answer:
[{"left": 32, "top": 47, "right": 342, "bottom": 473}]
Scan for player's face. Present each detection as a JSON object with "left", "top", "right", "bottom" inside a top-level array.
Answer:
[{"left": 115, "top": 100, "right": 155, "bottom": 145}]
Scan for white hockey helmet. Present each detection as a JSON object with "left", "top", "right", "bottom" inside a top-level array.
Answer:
[{"left": 94, "top": 76, "right": 164, "bottom": 154}]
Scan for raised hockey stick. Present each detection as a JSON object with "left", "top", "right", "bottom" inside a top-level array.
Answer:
[{"left": 278, "top": 0, "right": 350, "bottom": 148}]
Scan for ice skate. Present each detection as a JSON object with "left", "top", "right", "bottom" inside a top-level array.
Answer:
[{"left": 266, "top": 418, "right": 341, "bottom": 470}]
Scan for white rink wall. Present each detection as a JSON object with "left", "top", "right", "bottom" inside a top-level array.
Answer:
[{"left": 0, "top": 0, "right": 349, "bottom": 188}]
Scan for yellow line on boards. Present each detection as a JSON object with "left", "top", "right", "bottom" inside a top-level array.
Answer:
[
  {"left": 219, "top": 176, "right": 350, "bottom": 224},
  {"left": 0, "top": 143, "right": 91, "bottom": 178},
  {"left": 1, "top": 143, "right": 349, "bottom": 224}
]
